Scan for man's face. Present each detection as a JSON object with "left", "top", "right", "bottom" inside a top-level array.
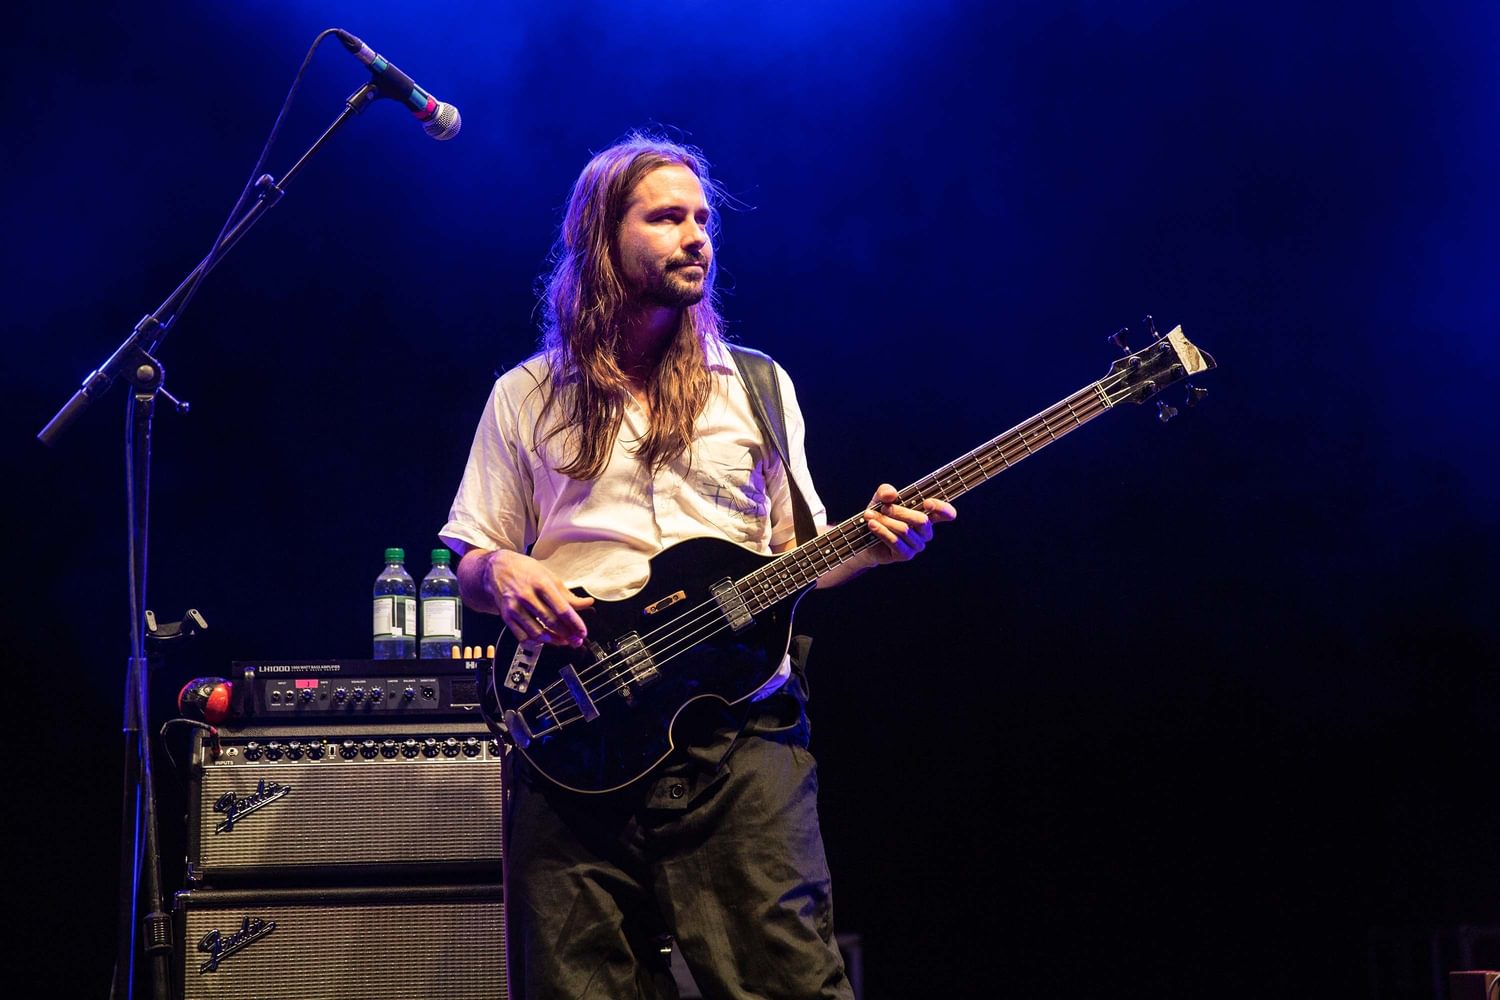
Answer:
[{"left": 617, "top": 164, "right": 713, "bottom": 308}]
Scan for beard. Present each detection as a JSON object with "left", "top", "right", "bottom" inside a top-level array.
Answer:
[{"left": 631, "top": 256, "right": 709, "bottom": 309}]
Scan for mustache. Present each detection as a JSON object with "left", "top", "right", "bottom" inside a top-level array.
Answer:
[{"left": 667, "top": 255, "right": 708, "bottom": 269}]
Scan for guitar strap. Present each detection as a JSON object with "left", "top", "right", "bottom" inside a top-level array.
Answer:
[{"left": 726, "top": 345, "right": 817, "bottom": 546}]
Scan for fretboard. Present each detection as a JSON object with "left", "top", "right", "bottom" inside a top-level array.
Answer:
[{"left": 735, "top": 377, "right": 1117, "bottom": 614}]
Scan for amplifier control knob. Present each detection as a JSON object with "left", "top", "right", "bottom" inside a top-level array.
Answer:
[
  {"left": 334, "top": 687, "right": 349, "bottom": 703},
  {"left": 442, "top": 738, "right": 462, "bottom": 758},
  {"left": 244, "top": 742, "right": 263, "bottom": 761},
  {"left": 487, "top": 739, "right": 501, "bottom": 757},
  {"left": 299, "top": 688, "right": 315, "bottom": 703},
  {"left": 381, "top": 740, "right": 399, "bottom": 759},
  {"left": 305, "top": 743, "right": 326, "bottom": 761},
  {"left": 285, "top": 743, "right": 304, "bottom": 761},
  {"left": 265, "top": 742, "right": 284, "bottom": 761},
  {"left": 339, "top": 740, "right": 359, "bottom": 760},
  {"left": 422, "top": 738, "right": 441, "bottom": 758},
  {"left": 401, "top": 739, "right": 420, "bottom": 759},
  {"left": 360, "top": 740, "right": 379, "bottom": 759},
  {"left": 403, "top": 686, "right": 416, "bottom": 701},
  {"left": 462, "top": 737, "right": 482, "bottom": 758},
  {"left": 351, "top": 687, "right": 365, "bottom": 702}
]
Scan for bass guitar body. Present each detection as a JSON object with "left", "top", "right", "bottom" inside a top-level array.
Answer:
[{"left": 485, "top": 536, "right": 807, "bottom": 794}]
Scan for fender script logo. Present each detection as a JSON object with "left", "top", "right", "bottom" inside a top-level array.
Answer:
[
  {"left": 198, "top": 915, "right": 276, "bottom": 973},
  {"left": 214, "top": 779, "right": 292, "bottom": 833}
]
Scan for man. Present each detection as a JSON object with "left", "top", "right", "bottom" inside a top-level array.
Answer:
[{"left": 440, "top": 133, "right": 954, "bottom": 999}]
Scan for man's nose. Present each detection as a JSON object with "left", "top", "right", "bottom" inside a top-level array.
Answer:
[{"left": 682, "top": 220, "right": 708, "bottom": 251}]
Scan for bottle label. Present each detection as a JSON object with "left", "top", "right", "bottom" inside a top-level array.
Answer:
[
  {"left": 423, "top": 597, "right": 461, "bottom": 638},
  {"left": 373, "top": 596, "right": 395, "bottom": 638},
  {"left": 373, "top": 596, "right": 417, "bottom": 637}
]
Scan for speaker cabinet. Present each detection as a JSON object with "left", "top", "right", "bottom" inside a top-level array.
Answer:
[
  {"left": 187, "top": 721, "right": 502, "bottom": 883},
  {"left": 175, "top": 883, "right": 506, "bottom": 1000}
]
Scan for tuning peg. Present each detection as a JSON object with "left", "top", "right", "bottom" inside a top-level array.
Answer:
[
  {"left": 1108, "top": 328, "right": 1131, "bottom": 353},
  {"left": 1143, "top": 314, "right": 1159, "bottom": 340},
  {"left": 1156, "top": 400, "right": 1178, "bottom": 423},
  {"left": 1185, "top": 384, "right": 1209, "bottom": 407}
]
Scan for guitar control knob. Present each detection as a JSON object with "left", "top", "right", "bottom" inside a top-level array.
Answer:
[
  {"left": 244, "top": 742, "right": 263, "bottom": 761},
  {"left": 442, "top": 738, "right": 461, "bottom": 758},
  {"left": 339, "top": 740, "right": 359, "bottom": 760},
  {"left": 401, "top": 739, "right": 420, "bottom": 759},
  {"left": 422, "top": 738, "right": 441, "bottom": 758},
  {"left": 360, "top": 740, "right": 379, "bottom": 760},
  {"left": 463, "top": 737, "right": 482, "bottom": 758},
  {"left": 381, "top": 740, "right": 399, "bottom": 759}
]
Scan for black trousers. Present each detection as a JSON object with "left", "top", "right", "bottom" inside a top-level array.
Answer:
[{"left": 506, "top": 694, "right": 854, "bottom": 1000}]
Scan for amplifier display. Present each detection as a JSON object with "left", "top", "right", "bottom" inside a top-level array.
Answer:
[
  {"left": 188, "top": 722, "right": 503, "bottom": 883},
  {"left": 176, "top": 883, "right": 506, "bottom": 1000}
]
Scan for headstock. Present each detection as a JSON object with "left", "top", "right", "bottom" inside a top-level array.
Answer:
[{"left": 1101, "top": 321, "right": 1216, "bottom": 409}]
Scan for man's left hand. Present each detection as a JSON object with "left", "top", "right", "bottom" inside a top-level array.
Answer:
[{"left": 861, "top": 483, "right": 956, "bottom": 565}]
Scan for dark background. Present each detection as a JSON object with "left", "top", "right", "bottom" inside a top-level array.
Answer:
[{"left": 6, "top": 2, "right": 1496, "bottom": 997}]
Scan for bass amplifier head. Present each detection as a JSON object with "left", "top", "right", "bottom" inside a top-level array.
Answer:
[
  {"left": 188, "top": 721, "right": 503, "bottom": 884},
  {"left": 176, "top": 883, "right": 506, "bottom": 1000}
]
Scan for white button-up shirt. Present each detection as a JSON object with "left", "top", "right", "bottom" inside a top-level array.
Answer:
[{"left": 440, "top": 338, "right": 827, "bottom": 603}]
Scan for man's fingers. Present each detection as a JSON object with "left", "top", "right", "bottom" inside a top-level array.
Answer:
[
  {"left": 924, "top": 498, "right": 957, "bottom": 522},
  {"left": 537, "top": 590, "right": 591, "bottom": 642}
]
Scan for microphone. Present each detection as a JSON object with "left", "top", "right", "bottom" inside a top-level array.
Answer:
[
  {"left": 334, "top": 29, "right": 462, "bottom": 141},
  {"left": 178, "top": 677, "right": 235, "bottom": 725}
]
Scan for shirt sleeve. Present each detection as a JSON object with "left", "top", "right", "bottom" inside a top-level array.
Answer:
[
  {"left": 766, "top": 361, "right": 829, "bottom": 549},
  {"left": 438, "top": 374, "right": 539, "bottom": 557}
]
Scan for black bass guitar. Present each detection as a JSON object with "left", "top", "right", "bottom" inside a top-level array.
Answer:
[{"left": 481, "top": 324, "right": 1215, "bottom": 793}]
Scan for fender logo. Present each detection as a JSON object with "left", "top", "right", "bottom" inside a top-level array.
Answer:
[
  {"left": 214, "top": 779, "right": 292, "bottom": 833},
  {"left": 197, "top": 915, "right": 276, "bottom": 973},
  {"left": 643, "top": 590, "right": 687, "bottom": 615}
]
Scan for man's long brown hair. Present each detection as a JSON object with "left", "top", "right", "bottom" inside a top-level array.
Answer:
[{"left": 536, "top": 134, "right": 726, "bottom": 480}]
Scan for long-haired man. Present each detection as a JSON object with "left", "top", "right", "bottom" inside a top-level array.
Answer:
[{"left": 442, "top": 133, "right": 954, "bottom": 998}]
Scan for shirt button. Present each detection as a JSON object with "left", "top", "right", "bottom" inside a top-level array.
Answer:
[{"left": 668, "top": 782, "right": 686, "bottom": 800}]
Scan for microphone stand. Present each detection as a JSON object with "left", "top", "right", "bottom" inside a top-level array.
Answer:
[{"left": 39, "top": 81, "right": 381, "bottom": 1000}]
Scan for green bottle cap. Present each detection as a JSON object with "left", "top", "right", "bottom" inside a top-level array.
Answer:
[
  {"left": 384, "top": 547, "right": 405, "bottom": 563},
  {"left": 431, "top": 548, "right": 451, "bottom": 565}
]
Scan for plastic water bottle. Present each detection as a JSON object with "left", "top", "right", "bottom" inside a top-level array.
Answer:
[
  {"left": 420, "top": 548, "right": 463, "bottom": 659},
  {"left": 373, "top": 548, "right": 417, "bottom": 659}
]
